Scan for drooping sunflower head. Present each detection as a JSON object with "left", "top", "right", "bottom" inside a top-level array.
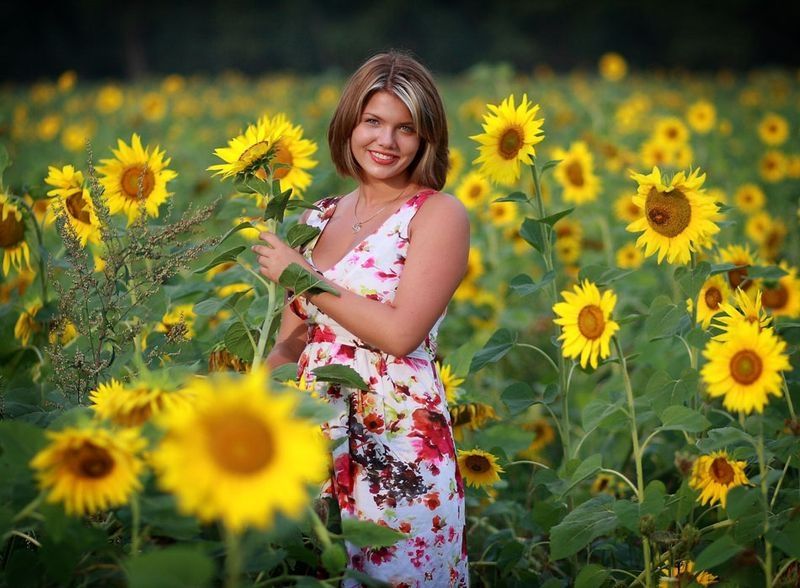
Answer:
[
  {"left": 688, "top": 450, "right": 749, "bottom": 508},
  {"left": 552, "top": 279, "right": 620, "bottom": 369},
  {"left": 457, "top": 448, "right": 504, "bottom": 488},
  {"left": 45, "top": 165, "right": 100, "bottom": 246},
  {"left": 14, "top": 299, "right": 42, "bottom": 347},
  {"left": 90, "top": 377, "right": 196, "bottom": 428},
  {"left": 208, "top": 115, "right": 289, "bottom": 182},
  {"left": 30, "top": 425, "right": 146, "bottom": 516},
  {"left": 701, "top": 320, "right": 791, "bottom": 415},
  {"left": 96, "top": 133, "right": 177, "bottom": 225},
  {"left": 626, "top": 167, "right": 721, "bottom": 264},
  {"left": 659, "top": 560, "right": 718, "bottom": 588},
  {"left": 208, "top": 343, "right": 251, "bottom": 373},
  {"left": 518, "top": 417, "right": 555, "bottom": 458},
  {"left": 0, "top": 192, "right": 32, "bottom": 276},
  {"left": 552, "top": 141, "right": 601, "bottom": 204},
  {"left": 150, "top": 367, "right": 328, "bottom": 532},
  {"left": 470, "top": 94, "right": 545, "bottom": 186}
]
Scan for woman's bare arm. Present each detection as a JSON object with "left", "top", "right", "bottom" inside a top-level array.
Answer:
[{"left": 265, "top": 300, "right": 308, "bottom": 370}]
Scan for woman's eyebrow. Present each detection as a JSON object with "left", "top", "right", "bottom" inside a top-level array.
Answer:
[{"left": 362, "top": 112, "right": 415, "bottom": 126}]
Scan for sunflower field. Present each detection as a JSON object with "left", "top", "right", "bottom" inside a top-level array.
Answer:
[{"left": 1, "top": 54, "right": 799, "bottom": 587}]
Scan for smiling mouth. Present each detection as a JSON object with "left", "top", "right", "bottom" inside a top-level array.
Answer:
[{"left": 369, "top": 150, "right": 398, "bottom": 163}]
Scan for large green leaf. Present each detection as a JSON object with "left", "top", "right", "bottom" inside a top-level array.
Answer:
[
  {"left": 549, "top": 494, "right": 618, "bottom": 560},
  {"left": 578, "top": 265, "right": 634, "bottom": 286},
  {"left": 644, "top": 369, "right": 698, "bottom": 416},
  {"left": 193, "top": 246, "right": 246, "bottom": 274},
  {"left": 509, "top": 271, "right": 555, "bottom": 297},
  {"left": 693, "top": 535, "right": 742, "bottom": 570},
  {"left": 645, "top": 295, "right": 686, "bottom": 340},
  {"left": 264, "top": 187, "right": 294, "bottom": 222},
  {"left": 658, "top": 405, "right": 710, "bottom": 433},
  {"left": 469, "top": 328, "right": 516, "bottom": 373},
  {"left": 286, "top": 224, "right": 320, "bottom": 248},
  {"left": 125, "top": 547, "right": 214, "bottom": 588},
  {"left": 279, "top": 263, "right": 340, "bottom": 297},
  {"left": 341, "top": 518, "right": 407, "bottom": 548},
  {"left": 321, "top": 543, "right": 347, "bottom": 575},
  {"left": 493, "top": 191, "right": 528, "bottom": 203},
  {"left": 501, "top": 381, "right": 536, "bottom": 415},
  {"left": 769, "top": 519, "right": 800, "bottom": 559},
  {"left": 560, "top": 454, "right": 603, "bottom": 496},
  {"left": 312, "top": 364, "right": 369, "bottom": 391},
  {"left": 575, "top": 564, "right": 610, "bottom": 588},
  {"left": 224, "top": 322, "right": 258, "bottom": 363},
  {"left": 674, "top": 261, "right": 711, "bottom": 301},
  {"left": 216, "top": 220, "right": 254, "bottom": 248},
  {"left": 519, "top": 217, "right": 549, "bottom": 253}
]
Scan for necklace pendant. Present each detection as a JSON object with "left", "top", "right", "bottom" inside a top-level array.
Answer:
[{"left": 352, "top": 222, "right": 362, "bottom": 233}]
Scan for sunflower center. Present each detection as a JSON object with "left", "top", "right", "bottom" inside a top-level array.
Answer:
[
  {"left": 464, "top": 454, "right": 490, "bottom": 473},
  {"left": 469, "top": 185, "right": 482, "bottom": 200},
  {"left": 761, "top": 283, "right": 788, "bottom": 310},
  {"left": 704, "top": 287, "right": 723, "bottom": 310},
  {"left": 272, "top": 142, "right": 294, "bottom": 180},
  {"left": 710, "top": 456, "right": 735, "bottom": 485},
  {"left": 645, "top": 187, "right": 691, "bottom": 237},
  {"left": 730, "top": 349, "right": 763, "bottom": 385},
  {"left": 565, "top": 161, "right": 585, "bottom": 187},
  {"left": 207, "top": 412, "right": 274, "bottom": 475},
  {"left": 727, "top": 267, "right": 750, "bottom": 290},
  {"left": 498, "top": 127, "right": 523, "bottom": 160},
  {"left": 66, "top": 442, "right": 115, "bottom": 479},
  {"left": 66, "top": 190, "right": 92, "bottom": 224},
  {"left": 577, "top": 305, "right": 605, "bottom": 340},
  {"left": 239, "top": 140, "right": 271, "bottom": 167},
  {"left": 0, "top": 205, "right": 25, "bottom": 248},
  {"left": 121, "top": 165, "right": 155, "bottom": 200}
]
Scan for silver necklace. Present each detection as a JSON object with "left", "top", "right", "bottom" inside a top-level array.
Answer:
[{"left": 351, "top": 186, "right": 410, "bottom": 233}]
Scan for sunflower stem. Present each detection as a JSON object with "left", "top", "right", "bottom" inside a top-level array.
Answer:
[
  {"left": 224, "top": 526, "right": 243, "bottom": 588},
  {"left": 253, "top": 197, "right": 279, "bottom": 365},
  {"left": 757, "top": 416, "right": 773, "bottom": 587},
  {"left": 613, "top": 335, "right": 653, "bottom": 588},
  {"left": 129, "top": 493, "right": 141, "bottom": 557}
]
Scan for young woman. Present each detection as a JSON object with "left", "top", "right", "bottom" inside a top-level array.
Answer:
[{"left": 252, "top": 51, "right": 470, "bottom": 587}]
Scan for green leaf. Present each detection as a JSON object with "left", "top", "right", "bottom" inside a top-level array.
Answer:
[
  {"left": 770, "top": 519, "right": 800, "bottom": 559},
  {"left": 695, "top": 427, "right": 754, "bottom": 453},
  {"left": 540, "top": 159, "right": 563, "bottom": 174},
  {"left": 645, "top": 369, "right": 698, "bottom": 417},
  {"left": 582, "top": 398, "right": 626, "bottom": 432},
  {"left": 279, "top": 263, "right": 340, "bottom": 297},
  {"left": 343, "top": 570, "right": 392, "bottom": 588},
  {"left": 493, "top": 191, "right": 529, "bottom": 203},
  {"left": 709, "top": 262, "right": 740, "bottom": 276},
  {"left": 501, "top": 381, "right": 536, "bottom": 415},
  {"left": 658, "top": 405, "right": 710, "bottom": 433},
  {"left": 674, "top": 261, "right": 711, "bottom": 301},
  {"left": 285, "top": 200, "right": 322, "bottom": 212},
  {"left": 509, "top": 271, "right": 555, "bottom": 297},
  {"left": 193, "top": 289, "right": 251, "bottom": 316},
  {"left": 748, "top": 265, "right": 788, "bottom": 280},
  {"left": 194, "top": 246, "right": 246, "bottom": 275},
  {"left": 312, "top": 365, "right": 369, "bottom": 391},
  {"left": 645, "top": 295, "right": 685, "bottom": 340},
  {"left": 519, "top": 217, "right": 548, "bottom": 253},
  {"left": 341, "top": 518, "right": 407, "bottom": 548},
  {"left": 470, "top": 329, "right": 516, "bottom": 373},
  {"left": 321, "top": 543, "right": 347, "bottom": 575},
  {"left": 694, "top": 535, "right": 743, "bottom": 571},
  {"left": 264, "top": 187, "right": 293, "bottom": 222},
  {"left": 286, "top": 224, "right": 320, "bottom": 248},
  {"left": 224, "top": 322, "right": 258, "bottom": 363},
  {"left": 576, "top": 564, "right": 610, "bottom": 588},
  {"left": 561, "top": 454, "right": 603, "bottom": 496},
  {"left": 549, "top": 494, "right": 618, "bottom": 560},
  {"left": 272, "top": 363, "right": 299, "bottom": 382},
  {"left": 217, "top": 221, "right": 254, "bottom": 248},
  {"left": 539, "top": 207, "right": 575, "bottom": 227},
  {"left": 578, "top": 265, "right": 634, "bottom": 286},
  {"left": 125, "top": 547, "right": 214, "bottom": 588}
]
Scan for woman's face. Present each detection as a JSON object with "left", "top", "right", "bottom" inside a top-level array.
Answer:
[{"left": 350, "top": 91, "right": 421, "bottom": 185}]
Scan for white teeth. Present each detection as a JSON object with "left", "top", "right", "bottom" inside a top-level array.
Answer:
[{"left": 371, "top": 151, "right": 394, "bottom": 161}]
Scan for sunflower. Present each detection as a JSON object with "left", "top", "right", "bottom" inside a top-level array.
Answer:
[
  {"left": 150, "top": 368, "right": 328, "bottom": 532},
  {"left": 437, "top": 362, "right": 464, "bottom": 405},
  {"left": 486, "top": 200, "right": 518, "bottom": 227},
  {"left": 96, "top": 133, "right": 178, "bottom": 225},
  {"left": 208, "top": 115, "right": 290, "bottom": 182},
  {"left": 758, "top": 113, "right": 789, "bottom": 146},
  {"left": 455, "top": 171, "right": 492, "bottom": 210},
  {"left": 0, "top": 192, "right": 32, "bottom": 275},
  {"left": 626, "top": 167, "right": 720, "bottom": 265},
  {"left": 713, "top": 288, "right": 772, "bottom": 340},
  {"left": 140, "top": 92, "right": 167, "bottom": 122},
  {"left": 470, "top": 94, "right": 545, "bottom": 186},
  {"left": 701, "top": 321, "right": 791, "bottom": 414},
  {"left": 154, "top": 303, "right": 197, "bottom": 341},
  {"left": 759, "top": 150, "right": 788, "bottom": 183},
  {"left": 654, "top": 117, "right": 690, "bottom": 147},
  {"left": 687, "top": 100, "right": 716, "bottom": 134},
  {"left": 208, "top": 344, "right": 251, "bottom": 373},
  {"left": 552, "top": 142, "right": 601, "bottom": 204},
  {"left": 48, "top": 319, "right": 78, "bottom": 346},
  {"left": 445, "top": 147, "right": 465, "bottom": 188},
  {"left": 759, "top": 262, "right": 800, "bottom": 318},
  {"left": 614, "top": 192, "right": 642, "bottom": 223},
  {"left": 267, "top": 113, "right": 318, "bottom": 195},
  {"left": 518, "top": 418, "right": 555, "bottom": 459},
  {"left": 0, "top": 268, "right": 35, "bottom": 303},
  {"left": 616, "top": 242, "right": 644, "bottom": 269},
  {"left": 555, "top": 236, "right": 581, "bottom": 265},
  {"left": 733, "top": 183, "right": 765, "bottom": 214},
  {"left": 689, "top": 450, "right": 749, "bottom": 508},
  {"left": 553, "top": 279, "right": 620, "bottom": 369},
  {"left": 44, "top": 165, "right": 101, "bottom": 246},
  {"left": 659, "top": 560, "right": 718, "bottom": 587},
  {"left": 590, "top": 473, "right": 619, "bottom": 496},
  {"left": 640, "top": 139, "right": 672, "bottom": 168},
  {"left": 30, "top": 425, "right": 146, "bottom": 516},
  {"left": 90, "top": 378, "right": 196, "bottom": 428},
  {"left": 716, "top": 244, "right": 759, "bottom": 293},
  {"left": 96, "top": 85, "right": 124, "bottom": 114},
  {"left": 453, "top": 246, "right": 484, "bottom": 302},
  {"left": 14, "top": 299, "right": 42, "bottom": 347},
  {"left": 695, "top": 274, "right": 732, "bottom": 329},
  {"left": 598, "top": 52, "right": 627, "bottom": 81},
  {"left": 757, "top": 217, "right": 787, "bottom": 263},
  {"left": 450, "top": 403, "right": 498, "bottom": 442},
  {"left": 457, "top": 449, "right": 504, "bottom": 488}
]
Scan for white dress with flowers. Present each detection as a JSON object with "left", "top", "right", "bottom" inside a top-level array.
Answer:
[{"left": 291, "top": 190, "right": 469, "bottom": 587}]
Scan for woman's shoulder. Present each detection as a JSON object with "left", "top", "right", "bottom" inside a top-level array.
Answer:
[{"left": 408, "top": 190, "right": 469, "bottom": 235}]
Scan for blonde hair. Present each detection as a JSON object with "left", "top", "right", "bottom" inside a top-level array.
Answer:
[{"left": 328, "top": 51, "right": 449, "bottom": 190}]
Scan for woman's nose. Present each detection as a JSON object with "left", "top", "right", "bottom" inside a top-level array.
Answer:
[{"left": 376, "top": 126, "right": 396, "bottom": 148}]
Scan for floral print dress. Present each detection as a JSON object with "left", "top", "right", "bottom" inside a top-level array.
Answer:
[{"left": 291, "top": 189, "right": 469, "bottom": 587}]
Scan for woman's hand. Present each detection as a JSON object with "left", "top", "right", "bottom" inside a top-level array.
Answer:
[{"left": 251, "top": 232, "right": 313, "bottom": 283}]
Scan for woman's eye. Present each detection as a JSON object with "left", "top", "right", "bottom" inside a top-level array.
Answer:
[
  {"left": 401, "top": 126, "right": 415, "bottom": 134},
  {"left": 365, "top": 118, "right": 379, "bottom": 125}
]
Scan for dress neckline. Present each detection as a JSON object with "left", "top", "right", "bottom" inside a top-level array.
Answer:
[{"left": 309, "top": 189, "right": 434, "bottom": 275}]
